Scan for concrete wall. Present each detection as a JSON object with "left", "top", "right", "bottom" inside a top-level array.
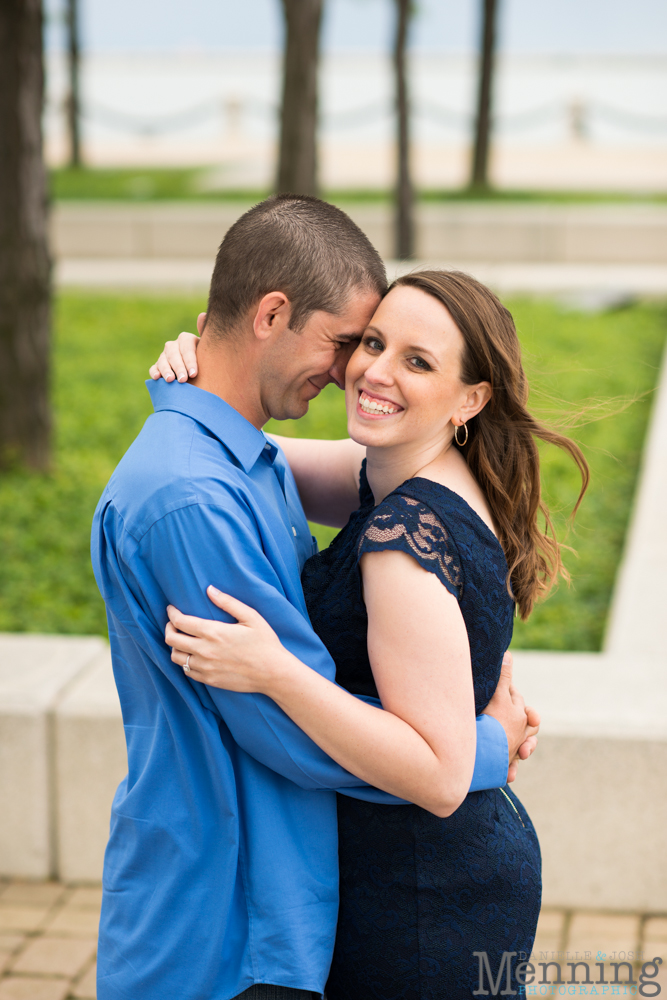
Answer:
[
  {"left": 55, "top": 651, "right": 127, "bottom": 884},
  {"left": 0, "top": 635, "right": 110, "bottom": 880},
  {"left": 52, "top": 202, "right": 667, "bottom": 265},
  {"left": 510, "top": 652, "right": 667, "bottom": 911}
]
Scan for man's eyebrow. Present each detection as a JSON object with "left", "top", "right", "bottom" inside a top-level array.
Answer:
[{"left": 334, "top": 332, "right": 363, "bottom": 341}]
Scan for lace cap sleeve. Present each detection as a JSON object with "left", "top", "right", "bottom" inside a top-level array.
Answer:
[{"left": 358, "top": 493, "right": 462, "bottom": 599}]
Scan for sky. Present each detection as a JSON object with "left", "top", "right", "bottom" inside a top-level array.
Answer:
[{"left": 45, "top": 0, "right": 667, "bottom": 55}]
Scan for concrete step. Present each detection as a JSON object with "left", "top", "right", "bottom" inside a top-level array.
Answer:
[
  {"left": 55, "top": 257, "right": 667, "bottom": 297},
  {"left": 51, "top": 201, "right": 667, "bottom": 265}
]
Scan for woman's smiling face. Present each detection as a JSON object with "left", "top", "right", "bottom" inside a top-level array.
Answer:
[{"left": 345, "top": 284, "right": 487, "bottom": 451}]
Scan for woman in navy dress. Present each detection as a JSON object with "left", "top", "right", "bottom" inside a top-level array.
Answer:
[{"left": 161, "top": 271, "right": 588, "bottom": 998}]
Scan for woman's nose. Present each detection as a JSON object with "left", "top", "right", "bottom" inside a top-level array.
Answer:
[{"left": 364, "top": 355, "right": 394, "bottom": 385}]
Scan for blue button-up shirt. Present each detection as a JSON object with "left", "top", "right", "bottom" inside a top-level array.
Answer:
[{"left": 91, "top": 379, "right": 508, "bottom": 1000}]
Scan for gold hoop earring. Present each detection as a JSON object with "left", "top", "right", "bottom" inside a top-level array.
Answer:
[{"left": 454, "top": 423, "right": 468, "bottom": 447}]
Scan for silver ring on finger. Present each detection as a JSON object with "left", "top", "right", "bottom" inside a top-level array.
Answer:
[{"left": 184, "top": 654, "right": 192, "bottom": 674}]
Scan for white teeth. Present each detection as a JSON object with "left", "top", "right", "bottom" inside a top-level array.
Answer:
[{"left": 359, "top": 393, "right": 399, "bottom": 415}]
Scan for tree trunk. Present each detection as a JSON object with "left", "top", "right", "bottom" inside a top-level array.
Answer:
[
  {"left": 394, "top": 0, "right": 414, "bottom": 259},
  {"left": 469, "top": 0, "right": 498, "bottom": 191},
  {"left": 66, "top": 0, "right": 82, "bottom": 167},
  {"left": 0, "top": 0, "right": 51, "bottom": 470},
  {"left": 276, "top": 0, "right": 323, "bottom": 197}
]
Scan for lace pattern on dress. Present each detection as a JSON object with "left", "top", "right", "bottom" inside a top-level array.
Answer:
[{"left": 358, "top": 494, "right": 462, "bottom": 598}]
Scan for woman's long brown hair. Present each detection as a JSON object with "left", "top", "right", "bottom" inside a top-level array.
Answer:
[{"left": 392, "top": 270, "right": 590, "bottom": 620}]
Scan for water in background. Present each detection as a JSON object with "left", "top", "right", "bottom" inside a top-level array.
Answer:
[{"left": 45, "top": 51, "right": 667, "bottom": 190}]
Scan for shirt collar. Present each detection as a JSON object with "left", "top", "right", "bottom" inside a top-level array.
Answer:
[{"left": 146, "top": 379, "right": 275, "bottom": 473}]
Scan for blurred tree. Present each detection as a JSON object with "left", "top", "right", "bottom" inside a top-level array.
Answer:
[
  {"left": 276, "top": 0, "right": 323, "bottom": 196},
  {"left": 66, "top": 0, "right": 82, "bottom": 167},
  {"left": 469, "top": 0, "right": 499, "bottom": 191},
  {"left": 0, "top": 0, "right": 52, "bottom": 469},
  {"left": 394, "top": 0, "right": 414, "bottom": 259}
]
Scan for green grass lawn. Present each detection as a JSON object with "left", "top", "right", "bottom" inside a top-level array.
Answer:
[
  {"left": 0, "top": 292, "right": 664, "bottom": 649},
  {"left": 50, "top": 167, "right": 667, "bottom": 205}
]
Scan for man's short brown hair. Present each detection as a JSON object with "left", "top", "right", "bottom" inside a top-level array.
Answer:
[{"left": 204, "top": 194, "right": 387, "bottom": 335}]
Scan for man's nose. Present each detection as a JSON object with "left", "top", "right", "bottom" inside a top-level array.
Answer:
[{"left": 328, "top": 342, "right": 357, "bottom": 389}]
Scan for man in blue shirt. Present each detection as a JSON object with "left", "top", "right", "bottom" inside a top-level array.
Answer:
[{"left": 92, "top": 195, "right": 536, "bottom": 1000}]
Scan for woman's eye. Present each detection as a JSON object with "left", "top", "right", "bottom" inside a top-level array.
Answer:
[
  {"left": 365, "top": 338, "right": 383, "bottom": 351},
  {"left": 409, "top": 356, "right": 431, "bottom": 371}
]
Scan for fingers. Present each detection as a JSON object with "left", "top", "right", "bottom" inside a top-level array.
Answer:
[
  {"left": 206, "top": 586, "right": 257, "bottom": 624},
  {"left": 517, "top": 735, "right": 538, "bottom": 760},
  {"left": 149, "top": 349, "right": 178, "bottom": 383},
  {"left": 149, "top": 352, "right": 176, "bottom": 382},
  {"left": 507, "top": 760, "right": 518, "bottom": 783},
  {"left": 166, "top": 604, "right": 220, "bottom": 638},
  {"left": 177, "top": 332, "right": 199, "bottom": 378},
  {"left": 170, "top": 646, "right": 205, "bottom": 681},
  {"left": 510, "top": 686, "right": 526, "bottom": 713},
  {"left": 164, "top": 621, "right": 198, "bottom": 654},
  {"left": 497, "top": 649, "right": 514, "bottom": 687},
  {"left": 163, "top": 337, "right": 190, "bottom": 383},
  {"left": 525, "top": 705, "right": 541, "bottom": 729}
]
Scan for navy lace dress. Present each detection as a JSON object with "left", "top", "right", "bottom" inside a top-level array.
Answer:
[{"left": 300, "top": 462, "right": 541, "bottom": 1000}]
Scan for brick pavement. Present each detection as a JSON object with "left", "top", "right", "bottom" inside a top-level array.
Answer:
[{"left": 0, "top": 879, "right": 665, "bottom": 998}]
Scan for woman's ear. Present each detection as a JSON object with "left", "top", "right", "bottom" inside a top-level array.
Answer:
[{"left": 456, "top": 382, "right": 492, "bottom": 424}]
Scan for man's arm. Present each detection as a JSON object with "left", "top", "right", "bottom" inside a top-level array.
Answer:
[{"left": 137, "top": 501, "right": 513, "bottom": 797}]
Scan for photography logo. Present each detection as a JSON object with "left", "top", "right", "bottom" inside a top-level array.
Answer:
[{"left": 472, "top": 951, "right": 663, "bottom": 996}]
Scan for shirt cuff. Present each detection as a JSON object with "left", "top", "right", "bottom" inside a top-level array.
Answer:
[{"left": 470, "top": 714, "right": 509, "bottom": 791}]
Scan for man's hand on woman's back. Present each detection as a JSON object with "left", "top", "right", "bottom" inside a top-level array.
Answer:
[{"left": 483, "top": 652, "right": 540, "bottom": 783}]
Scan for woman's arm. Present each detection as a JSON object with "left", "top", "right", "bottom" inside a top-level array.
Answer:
[
  {"left": 148, "top": 331, "right": 364, "bottom": 525},
  {"left": 268, "top": 434, "right": 364, "bottom": 527},
  {"left": 166, "top": 551, "right": 508, "bottom": 817}
]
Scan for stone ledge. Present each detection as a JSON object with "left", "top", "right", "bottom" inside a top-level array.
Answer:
[
  {"left": 512, "top": 652, "right": 667, "bottom": 911},
  {"left": 51, "top": 202, "right": 667, "bottom": 264},
  {"left": 512, "top": 652, "right": 667, "bottom": 741},
  {"left": 0, "top": 637, "right": 107, "bottom": 881},
  {"left": 55, "top": 258, "right": 667, "bottom": 297},
  {"left": 54, "top": 652, "right": 125, "bottom": 884}
]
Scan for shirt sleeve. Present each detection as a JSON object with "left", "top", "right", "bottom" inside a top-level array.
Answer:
[{"left": 137, "top": 500, "right": 407, "bottom": 800}]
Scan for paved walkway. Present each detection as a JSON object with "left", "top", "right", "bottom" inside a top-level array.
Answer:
[{"left": 0, "top": 880, "right": 665, "bottom": 999}]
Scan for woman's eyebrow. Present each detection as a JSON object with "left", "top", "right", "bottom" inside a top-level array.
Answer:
[
  {"left": 406, "top": 344, "right": 437, "bottom": 358},
  {"left": 366, "top": 325, "right": 439, "bottom": 362}
]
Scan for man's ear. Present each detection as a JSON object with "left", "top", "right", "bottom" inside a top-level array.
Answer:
[
  {"left": 252, "top": 292, "right": 292, "bottom": 341},
  {"left": 196, "top": 312, "right": 207, "bottom": 336},
  {"left": 455, "top": 382, "right": 492, "bottom": 425}
]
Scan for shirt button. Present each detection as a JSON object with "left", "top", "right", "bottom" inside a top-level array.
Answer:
[{"left": 292, "top": 526, "right": 297, "bottom": 536}]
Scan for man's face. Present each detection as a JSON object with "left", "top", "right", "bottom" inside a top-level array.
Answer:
[{"left": 259, "top": 288, "right": 382, "bottom": 422}]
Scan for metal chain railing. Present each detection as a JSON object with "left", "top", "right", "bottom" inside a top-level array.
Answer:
[{"left": 44, "top": 94, "right": 667, "bottom": 138}]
